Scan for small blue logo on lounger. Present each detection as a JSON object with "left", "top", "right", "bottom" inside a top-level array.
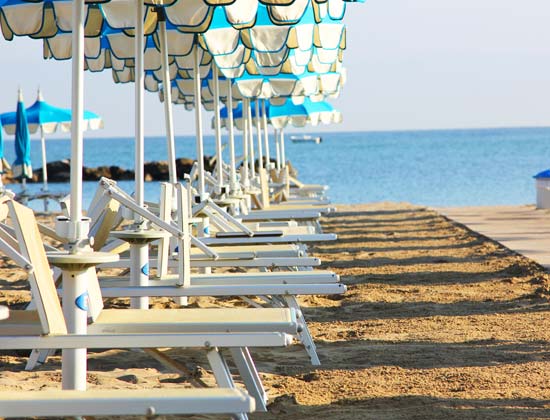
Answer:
[
  {"left": 75, "top": 292, "right": 89, "bottom": 311},
  {"left": 141, "top": 263, "right": 149, "bottom": 276},
  {"left": 203, "top": 226, "right": 210, "bottom": 235}
]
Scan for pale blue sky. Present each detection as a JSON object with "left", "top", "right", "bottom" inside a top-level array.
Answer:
[{"left": 0, "top": 0, "right": 550, "bottom": 138}]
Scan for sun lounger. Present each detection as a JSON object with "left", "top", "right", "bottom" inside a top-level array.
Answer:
[{"left": 0, "top": 198, "right": 298, "bottom": 413}]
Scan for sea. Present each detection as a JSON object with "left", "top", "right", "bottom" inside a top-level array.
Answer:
[{"left": 4, "top": 127, "right": 550, "bottom": 211}]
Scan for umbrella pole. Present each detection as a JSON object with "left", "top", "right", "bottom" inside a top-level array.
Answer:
[
  {"left": 246, "top": 100, "right": 255, "bottom": 179},
  {"left": 227, "top": 79, "right": 238, "bottom": 193},
  {"left": 158, "top": 13, "right": 177, "bottom": 185},
  {"left": 241, "top": 98, "right": 250, "bottom": 188},
  {"left": 39, "top": 127, "right": 49, "bottom": 212},
  {"left": 254, "top": 100, "right": 263, "bottom": 170},
  {"left": 61, "top": 0, "right": 86, "bottom": 392},
  {"left": 274, "top": 128, "right": 281, "bottom": 171},
  {"left": 212, "top": 66, "right": 223, "bottom": 194},
  {"left": 280, "top": 128, "right": 286, "bottom": 168},
  {"left": 262, "top": 99, "right": 270, "bottom": 169},
  {"left": 193, "top": 44, "right": 206, "bottom": 200},
  {"left": 131, "top": 0, "right": 148, "bottom": 310}
]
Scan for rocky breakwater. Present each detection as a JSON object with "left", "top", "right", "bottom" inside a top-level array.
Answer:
[{"left": 2, "top": 157, "right": 216, "bottom": 184}]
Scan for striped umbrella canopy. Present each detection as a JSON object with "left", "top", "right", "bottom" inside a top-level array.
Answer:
[
  {"left": 268, "top": 97, "right": 342, "bottom": 128},
  {"left": 218, "top": 97, "right": 340, "bottom": 129},
  {"left": 1, "top": 89, "right": 103, "bottom": 134}
]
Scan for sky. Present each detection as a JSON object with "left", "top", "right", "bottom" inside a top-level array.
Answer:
[{"left": 0, "top": 0, "right": 550, "bottom": 138}]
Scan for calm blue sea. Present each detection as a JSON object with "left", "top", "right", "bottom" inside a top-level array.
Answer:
[{"left": 4, "top": 127, "right": 550, "bottom": 210}]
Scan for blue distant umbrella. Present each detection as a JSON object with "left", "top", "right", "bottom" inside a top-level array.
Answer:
[
  {"left": 12, "top": 89, "right": 32, "bottom": 181},
  {"left": 1, "top": 89, "right": 103, "bottom": 195}
]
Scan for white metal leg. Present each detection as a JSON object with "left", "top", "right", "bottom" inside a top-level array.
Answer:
[
  {"left": 229, "top": 347, "right": 267, "bottom": 411},
  {"left": 207, "top": 349, "right": 248, "bottom": 420},
  {"left": 284, "top": 295, "right": 320, "bottom": 365}
]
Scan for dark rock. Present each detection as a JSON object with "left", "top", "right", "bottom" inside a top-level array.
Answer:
[
  {"left": 5, "top": 156, "right": 202, "bottom": 184},
  {"left": 144, "top": 160, "right": 169, "bottom": 181},
  {"left": 175, "top": 158, "right": 196, "bottom": 179},
  {"left": 117, "top": 374, "right": 140, "bottom": 384}
]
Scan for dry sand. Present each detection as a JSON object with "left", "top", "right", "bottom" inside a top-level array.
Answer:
[{"left": 1, "top": 203, "right": 550, "bottom": 419}]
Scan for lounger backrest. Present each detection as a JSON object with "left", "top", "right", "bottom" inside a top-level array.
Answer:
[
  {"left": 282, "top": 166, "right": 290, "bottom": 200},
  {"left": 258, "top": 168, "right": 271, "bottom": 210},
  {"left": 89, "top": 197, "right": 121, "bottom": 252},
  {"left": 157, "top": 182, "right": 174, "bottom": 278},
  {"left": 7, "top": 200, "right": 67, "bottom": 335}
]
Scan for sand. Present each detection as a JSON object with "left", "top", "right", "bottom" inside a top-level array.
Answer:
[{"left": 1, "top": 203, "right": 549, "bottom": 419}]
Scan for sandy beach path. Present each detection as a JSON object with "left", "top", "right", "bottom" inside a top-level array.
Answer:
[
  {"left": 0, "top": 203, "right": 549, "bottom": 419},
  {"left": 252, "top": 203, "right": 550, "bottom": 419}
]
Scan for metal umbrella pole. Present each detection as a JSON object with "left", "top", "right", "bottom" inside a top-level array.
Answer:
[
  {"left": 212, "top": 65, "right": 224, "bottom": 194},
  {"left": 261, "top": 99, "right": 270, "bottom": 169},
  {"left": 226, "top": 79, "right": 238, "bottom": 193},
  {"left": 63, "top": 0, "right": 87, "bottom": 390},
  {"left": 254, "top": 100, "right": 263, "bottom": 170},
  {"left": 52, "top": 0, "right": 116, "bottom": 392},
  {"left": 158, "top": 9, "right": 177, "bottom": 185},
  {"left": 129, "top": 0, "right": 149, "bottom": 310},
  {"left": 39, "top": 126, "right": 49, "bottom": 211},
  {"left": 280, "top": 128, "right": 286, "bottom": 168},
  {"left": 274, "top": 128, "right": 281, "bottom": 170},
  {"left": 246, "top": 99, "right": 255, "bottom": 179},
  {"left": 193, "top": 43, "right": 206, "bottom": 200},
  {"left": 241, "top": 97, "right": 250, "bottom": 188}
]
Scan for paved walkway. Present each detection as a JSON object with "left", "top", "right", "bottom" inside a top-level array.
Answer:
[{"left": 438, "top": 205, "right": 550, "bottom": 269}]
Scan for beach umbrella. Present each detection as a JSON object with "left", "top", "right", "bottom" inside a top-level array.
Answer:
[
  {"left": 12, "top": 89, "right": 32, "bottom": 183},
  {"left": 1, "top": 89, "right": 103, "bottom": 197},
  {"left": 0, "top": 0, "right": 104, "bottom": 40},
  {"left": 268, "top": 97, "right": 341, "bottom": 128}
]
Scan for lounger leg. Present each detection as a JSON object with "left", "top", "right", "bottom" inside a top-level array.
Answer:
[
  {"left": 284, "top": 296, "right": 321, "bottom": 366},
  {"left": 239, "top": 296, "right": 265, "bottom": 309},
  {"left": 229, "top": 347, "right": 268, "bottom": 412},
  {"left": 206, "top": 348, "right": 248, "bottom": 420},
  {"left": 25, "top": 349, "right": 54, "bottom": 371}
]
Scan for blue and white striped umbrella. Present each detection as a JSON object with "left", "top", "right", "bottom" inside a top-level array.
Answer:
[
  {"left": 12, "top": 89, "right": 32, "bottom": 180},
  {"left": 1, "top": 89, "right": 103, "bottom": 193}
]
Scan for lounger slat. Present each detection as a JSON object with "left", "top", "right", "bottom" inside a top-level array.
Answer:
[
  {"left": 201, "top": 233, "right": 337, "bottom": 245},
  {"left": 92, "top": 308, "right": 298, "bottom": 334},
  {"left": 99, "top": 256, "right": 319, "bottom": 269},
  {"left": 0, "top": 332, "right": 292, "bottom": 349},
  {"left": 0, "top": 388, "right": 254, "bottom": 417},
  {"left": 99, "top": 270, "right": 339, "bottom": 286},
  {"left": 98, "top": 283, "right": 346, "bottom": 298},
  {"left": 241, "top": 211, "right": 321, "bottom": 221}
]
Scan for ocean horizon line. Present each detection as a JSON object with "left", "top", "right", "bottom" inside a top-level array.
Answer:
[{"left": 4, "top": 125, "right": 550, "bottom": 142}]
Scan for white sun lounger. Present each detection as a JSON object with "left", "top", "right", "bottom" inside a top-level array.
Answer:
[{"left": 0, "top": 199, "right": 298, "bottom": 414}]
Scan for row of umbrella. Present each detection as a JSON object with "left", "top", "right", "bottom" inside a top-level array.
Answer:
[
  {"left": 0, "top": 0, "right": 358, "bottom": 215},
  {"left": 0, "top": 0, "right": 361, "bottom": 393}
]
